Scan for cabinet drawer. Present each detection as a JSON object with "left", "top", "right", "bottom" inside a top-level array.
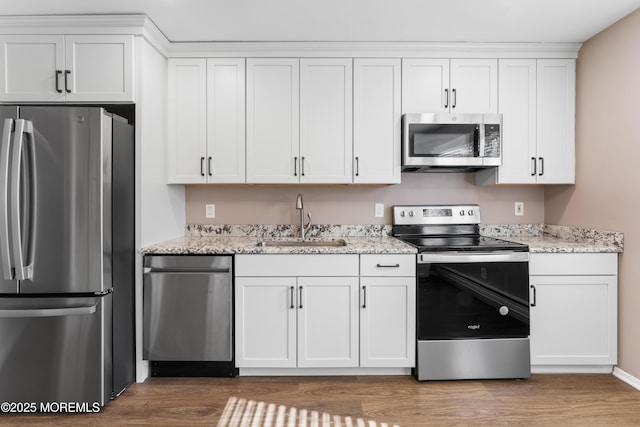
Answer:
[
  {"left": 530, "top": 253, "right": 617, "bottom": 276},
  {"left": 236, "top": 254, "right": 359, "bottom": 277},
  {"left": 360, "top": 254, "right": 415, "bottom": 277}
]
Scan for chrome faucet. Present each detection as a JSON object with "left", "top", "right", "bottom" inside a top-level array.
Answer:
[{"left": 296, "top": 193, "right": 312, "bottom": 239}]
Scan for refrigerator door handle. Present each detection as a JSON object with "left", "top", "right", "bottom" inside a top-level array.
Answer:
[
  {"left": 0, "top": 119, "right": 14, "bottom": 280},
  {"left": 9, "top": 119, "right": 35, "bottom": 281},
  {"left": 0, "top": 304, "right": 97, "bottom": 318}
]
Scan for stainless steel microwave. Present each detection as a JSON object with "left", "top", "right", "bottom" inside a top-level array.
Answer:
[{"left": 401, "top": 113, "right": 502, "bottom": 172}]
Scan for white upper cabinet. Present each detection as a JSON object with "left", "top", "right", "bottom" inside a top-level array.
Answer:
[
  {"left": 168, "top": 58, "right": 246, "bottom": 184},
  {"left": 402, "top": 58, "right": 497, "bottom": 114},
  {"left": 247, "top": 58, "right": 353, "bottom": 184},
  {"left": 536, "top": 59, "right": 576, "bottom": 184},
  {"left": 476, "top": 58, "right": 575, "bottom": 185},
  {"left": 167, "top": 59, "right": 207, "bottom": 183},
  {"left": 0, "top": 34, "right": 134, "bottom": 102},
  {"left": 353, "top": 58, "right": 401, "bottom": 184},
  {"left": 246, "top": 58, "right": 300, "bottom": 183},
  {"left": 299, "top": 59, "right": 353, "bottom": 184},
  {"left": 206, "top": 58, "right": 246, "bottom": 183}
]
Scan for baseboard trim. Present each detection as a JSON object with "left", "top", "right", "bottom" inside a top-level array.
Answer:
[{"left": 613, "top": 367, "right": 640, "bottom": 391}]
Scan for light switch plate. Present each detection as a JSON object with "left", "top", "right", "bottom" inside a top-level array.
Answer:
[
  {"left": 514, "top": 202, "right": 524, "bottom": 216},
  {"left": 206, "top": 204, "right": 216, "bottom": 218},
  {"left": 375, "top": 203, "right": 384, "bottom": 218}
]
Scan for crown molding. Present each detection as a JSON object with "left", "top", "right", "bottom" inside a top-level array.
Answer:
[{"left": 0, "top": 15, "right": 581, "bottom": 59}]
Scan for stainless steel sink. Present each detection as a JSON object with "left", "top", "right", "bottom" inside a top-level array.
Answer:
[{"left": 256, "top": 239, "right": 347, "bottom": 248}]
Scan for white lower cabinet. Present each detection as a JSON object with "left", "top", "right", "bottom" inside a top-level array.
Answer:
[
  {"left": 235, "top": 254, "right": 416, "bottom": 371},
  {"left": 529, "top": 253, "right": 618, "bottom": 373}
]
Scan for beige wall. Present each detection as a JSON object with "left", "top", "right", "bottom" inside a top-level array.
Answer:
[
  {"left": 545, "top": 9, "right": 640, "bottom": 378},
  {"left": 185, "top": 173, "right": 544, "bottom": 225}
]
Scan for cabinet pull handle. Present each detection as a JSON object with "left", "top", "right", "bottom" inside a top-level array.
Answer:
[
  {"left": 64, "top": 70, "right": 71, "bottom": 93},
  {"left": 289, "top": 286, "right": 295, "bottom": 309},
  {"left": 376, "top": 263, "right": 400, "bottom": 268},
  {"left": 362, "top": 286, "right": 367, "bottom": 309},
  {"left": 55, "top": 70, "right": 63, "bottom": 93},
  {"left": 530, "top": 285, "right": 537, "bottom": 307},
  {"left": 208, "top": 156, "right": 212, "bottom": 176},
  {"left": 301, "top": 157, "right": 305, "bottom": 176},
  {"left": 200, "top": 157, "right": 205, "bottom": 177},
  {"left": 355, "top": 157, "right": 360, "bottom": 177},
  {"left": 531, "top": 157, "right": 537, "bottom": 176},
  {"left": 298, "top": 286, "right": 303, "bottom": 309},
  {"left": 452, "top": 88, "right": 457, "bottom": 108},
  {"left": 294, "top": 157, "right": 298, "bottom": 177},
  {"left": 538, "top": 157, "right": 544, "bottom": 176},
  {"left": 444, "top": 89, "right": 449, "bottom": 109}
]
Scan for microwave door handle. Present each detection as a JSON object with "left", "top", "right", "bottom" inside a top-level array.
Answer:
[
  {"left": 478, "top": 124, "right": 485, "bottom": 157},
  {"left": 0, "top": 119, "right": 14, "bottom": 280},
  {"left": 10, "top": 119, "right": 35, "bottom": 281}
]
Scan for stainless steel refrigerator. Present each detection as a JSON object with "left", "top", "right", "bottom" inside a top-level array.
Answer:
[{"left": 0, "top": 106, "right": 135, "bottom": 407}]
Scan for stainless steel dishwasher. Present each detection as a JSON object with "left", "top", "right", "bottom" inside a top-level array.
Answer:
[{"left": 143, "top": 255, "right": 237, "bottom": 377}]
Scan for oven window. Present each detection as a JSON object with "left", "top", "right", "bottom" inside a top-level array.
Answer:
[
  {"left": 409, "top": 123, "right": 479, "bottom": 157},
  {"left": 417, "top": 262, "right": 529, "bottom": 340}
]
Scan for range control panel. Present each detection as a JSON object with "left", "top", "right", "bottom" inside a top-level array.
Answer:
[{"left": 393, "top": 204, "right": 481, "bottom": 226}]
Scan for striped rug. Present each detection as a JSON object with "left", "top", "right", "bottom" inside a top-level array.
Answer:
[{"left": 217, "top": 397, "right": 400, "bottom": 427}]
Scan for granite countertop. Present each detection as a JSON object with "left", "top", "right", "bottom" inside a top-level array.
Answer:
[
  {"left": 140, "top": 224, "right": 624, "bottom": 255},
  {"left": 140, "top": 225, "right": 417, "bottom": 255},
  {"left": 481, "top": 224, "right": 624, "bottom": 254}
]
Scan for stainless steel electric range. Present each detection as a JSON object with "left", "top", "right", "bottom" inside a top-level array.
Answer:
[{"left": 392, "top": 204, "right": 531, "bottom": 381}]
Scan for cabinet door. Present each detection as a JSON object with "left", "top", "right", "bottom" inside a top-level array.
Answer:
[
  {"left": 353, "top": 59, "right": 401, "bottom": 184},
  {"left": 536, "top": 59, "right": 576, "bottom": 184},
  {"left": 246, "top": 58, "right": 300, "bottom": 183},
  {"left": 450, "top": 59, "right": 498, "bottom": 114},
  {"left": 64, "top": 35, "right": 134, "bottom": 102},
  {"left": 167, "top": 59, "right": 207, "bottom": 184},
  {"left": 297, "top": 277, "right": 359, "bottom": 368},
  {"left": 206, "top": 58, "right": 246, "bottom": 183},
  {"left": 401, "top": 58, "right": 450, "bottom": 114},
  {"left": 530, "top": 275, "right": 617, "bottom": 366},
  {"left": 0, "top": 35, "right": 65, "bottom": 102},
  {"left": 476, "top": 59, "right": 537, "bottom": 184},
  {"left": 300, "top": 59, "right": 353, "bottom": 183},
  {"left": 360, "top": 277, "right": 416, "bottom": 367},
  {"left": 494, "top": 59, "right": 538, "bottom": 184},
  {"left": 235, "top": 277, "right": 297, "bottom": 368}
]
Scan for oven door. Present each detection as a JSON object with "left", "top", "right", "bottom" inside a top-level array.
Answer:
[{"left": 417, "top": 251, "right": 529, "bottom": 340}]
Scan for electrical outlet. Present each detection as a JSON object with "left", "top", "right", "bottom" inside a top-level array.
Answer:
[
  {"left": 375, "top": 203, "right": 385, "bottom": 218},
  {"left": 205, "top": 204, "right": 216, "bottom": 218},
  {"left": 514, "top": 202, "right": 524, "bottom": 216}
]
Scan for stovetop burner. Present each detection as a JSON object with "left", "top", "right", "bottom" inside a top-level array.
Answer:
[
  {"left": 392, "top": 204, "right": 528, "bottom": 253},
  {"left": 397, "top": 235, "right": 528, "bottom": 252}
]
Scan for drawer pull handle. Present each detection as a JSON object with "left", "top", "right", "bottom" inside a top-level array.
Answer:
[{"left": 376, "top": 263, "right": 400, "bottom": 268}]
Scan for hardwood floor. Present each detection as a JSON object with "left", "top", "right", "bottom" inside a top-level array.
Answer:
[{"left": 2, "top": 374, "right": 640, "bottom": 426}]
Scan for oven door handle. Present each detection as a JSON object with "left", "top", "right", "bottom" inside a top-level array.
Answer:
[{"left": 419, "top": 252, "right": 529, "bottom": 263}]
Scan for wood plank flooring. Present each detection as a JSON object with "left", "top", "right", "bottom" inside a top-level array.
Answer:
[{"left": 2, "top": 374, "right": 640, "bottom": 426}]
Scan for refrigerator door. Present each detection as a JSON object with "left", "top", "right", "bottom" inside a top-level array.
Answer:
[
  {"left": 0, "top": 294, "right": 112, "bottom": 406},
  {"left": 0, "top": 107, "right": 19, "bottom": 293},
  {"left": 17, "top": 107, "right": 111, "bottom": 294}
]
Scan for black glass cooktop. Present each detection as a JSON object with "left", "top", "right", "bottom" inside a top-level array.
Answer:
[{"left": 397, "top": 235, "right": 529, "bottom": 253}]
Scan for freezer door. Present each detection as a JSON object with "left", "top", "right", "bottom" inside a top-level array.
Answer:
[
  {"left": 0, "top": 294, "right": 112, "bottom": 407},
  {"left": 17, "top": 107, "right": 111, "bottom": 294}
]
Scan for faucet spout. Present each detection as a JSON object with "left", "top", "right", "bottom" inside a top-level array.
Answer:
[{"left": 295, "top": 193, "right": 312, "bottom": 239}]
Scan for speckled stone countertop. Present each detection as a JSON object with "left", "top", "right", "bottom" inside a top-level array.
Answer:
[
  {"left": 140, "top": 224, "right": 623, "bottom": 255},
  {"left": 140, "top": 225, "right": 416, "bottom": 255},
  {"left": 481, "top": 224, "right": 624, "bottom": 254}
]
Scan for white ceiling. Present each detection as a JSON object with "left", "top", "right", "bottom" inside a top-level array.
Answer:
[{"left": 2, "top": 0, "right": 640, "bottom": 43}]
